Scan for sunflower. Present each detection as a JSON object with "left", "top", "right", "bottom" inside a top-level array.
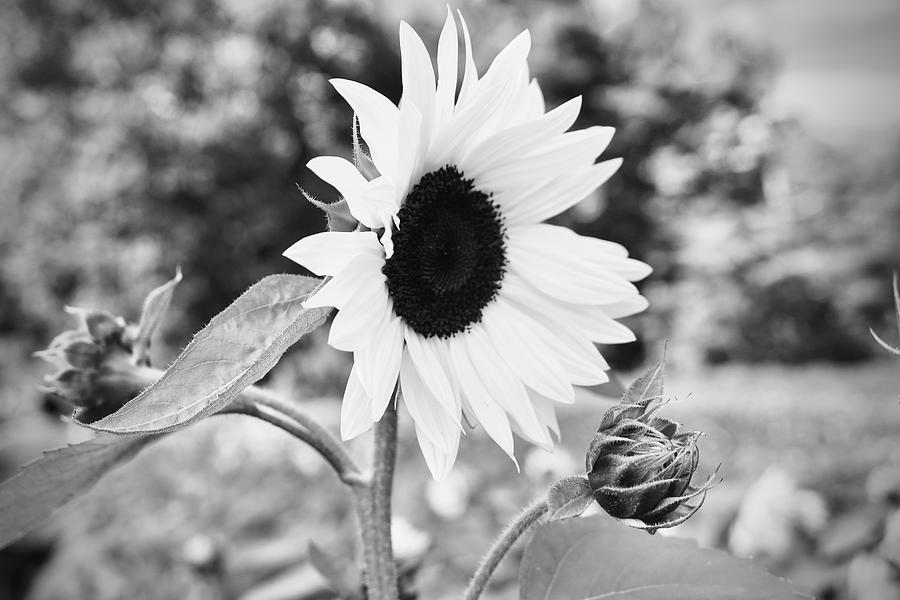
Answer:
[{"left": 285, "top": 11, "right": 651, "bottom": 479}]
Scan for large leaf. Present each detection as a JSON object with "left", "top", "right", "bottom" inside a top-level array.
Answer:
[
  {"left": 0, "top": 434, "right": 155, "bottom": 548},
  {"left": 89, "top": 274, "right": 330, "bottom": 434},
  {"left": 519, "top": 515, "right": 812, "bottom": 599}
]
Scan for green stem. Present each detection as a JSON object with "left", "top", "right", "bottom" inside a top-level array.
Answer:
[{"left": 463, "top": 497, "right": 549, "bottom": 600}]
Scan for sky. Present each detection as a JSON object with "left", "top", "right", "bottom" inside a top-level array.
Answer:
[{"left": 676, "top": 0, "right": 900, "bottom": 149}]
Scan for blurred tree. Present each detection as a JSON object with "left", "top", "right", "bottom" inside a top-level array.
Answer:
[{"left": 1, "top": 0, "right": 893, "bottom": 373}]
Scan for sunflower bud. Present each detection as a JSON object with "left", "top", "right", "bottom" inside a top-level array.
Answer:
[
  {"left": 36, "top": 269, "right": 181, "bottom": 422},
  {"left": 37, "top": 308, "right": 143, "bottom": 420},
  {"left": 585, "top": 362, "right": 718, "bottom": 533}
]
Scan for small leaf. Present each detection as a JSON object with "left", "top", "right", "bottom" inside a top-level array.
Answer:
[
  {"left": 547, "top": 476, "right": 594, "bottom": 521},
  {"left": 0, "top": 434, "right": 155, "bottom": 549},
  {"left": 623, "top": 358, "right": 665, "bottom": 407},
  {"left": 132, "top": 266, "right": 183, "bottom": 366},
  {"left": 519, "top": 514, "right": 812, "bottom": 599},
  {"left": 308, "top": 540, "right": 362, "bottom": 599},
  {"left": 299, "top": 185, "right": 357, "bottom": 233},
  {"left": 88, "top": 275, "right": 330, "bottom": 434}
]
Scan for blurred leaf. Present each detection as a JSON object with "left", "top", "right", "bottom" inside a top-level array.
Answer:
[
  {"left": 131, "top": 266, "right": 183, "bottom": 366},
  {"left": 818, "top": 506, "right": 885, "bottom": 561},
  {"left": 308, "top": 541, "right": 362, "bottom": 599},
  {"left": 87, "top": 275, "right": 330, "bottom": 434},
  {"left": 848, "top": 553, "right": 900, "bottom": 600},
  {"left": 547, "top": 476, "right": 594, "bottom": 521},
  {"left": 0, "top": 434, "right": 155, "bottom": 549},
  {"left": 519, "top": 514, "right": 812, "bottom": 599}
]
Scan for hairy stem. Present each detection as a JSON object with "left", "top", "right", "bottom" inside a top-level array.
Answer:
[
  {"left": 463, "top": 497, "right": 549, "bottom": 600},
  {"left": 366, "top": 403, "right": 399, "bottom": 600},
  {"left": 235, "top": 386, "right": 364, "bottom": 486}
]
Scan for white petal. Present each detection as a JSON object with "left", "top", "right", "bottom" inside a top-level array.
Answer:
[
  {"left": 501, "top": 271, "right": 638, "bottom": 344},
  {"left": 502, "top": 159, "right": 622, "bottom": 225},
  {"left": 529, "top": 391, "right": 561, "bottom": 442},
  {"left": 602, "top": 295, "right": 650, "bottom": 319},
  {"left": 359, "top": 313, "right": 405, "bottom": 421},
  {"left": 330, "top": 79, "right": 399, "bottom": 178},
  {"left": 510, "top": 224, "right": 652, "bottom": 282},
  {"left": 524, "top": 79, "right": 546, "bottom": 119},
  {"left": 477, "top": 126, "right": 614, "bottom": 193},
  {"left": 456, "top": 11, "right": 479, "bottom": 108},
  {"left": 518, "top": 312, "right": 610, "bottom": 386},
  {"left": 480, "top": 300, "right": 575, "bottom": 404},
  {"left": 283, "top": 231, "right": 381, "bottom": 276},
  {"left": 460, "top": 96, "right": 582, "bottom": 179},
  {"left": 341, "top": 364, "right": 374, "bottom": 440},
  {"left": 507, "top": 232, "right": 638, "bottom": 305},
  {"left": 404, "top": 332, "right": 460, "bottom": 422},
  {"left": 302, "top": 253, "right": 383, "bottom": 310},
  {"left": 434, "top": 8, "right": 458, "bottom": 136},
  {"left": 412, "top": 412, "right": 460, "bottom": 481},
  {"left": 399, "top": 21, "right": 435, "bottom": 151},
  {"left": 307, "top": 156, "right": 367, "bottom": 199},
  {"left": 447, "top": 335, "right": 517, "bottom": 464},
  {"left": 394, "top": 100, "right": 423, "bottom": 197},
  {"left": 399, "top": 349, "right": 459, "bottom": 453},
  {"left": 463, "top": 324, "right": 553, "bottom": 449},
  {"left": 476, "top": 30, "right": 531, "bottom": 94},
  {"left": 427, "top": 66, "right": 517, "bottom": 169},
  {"left": 327, "top": 270, "right": 389, "bottom": 351},
  {"left": 345, "top": 176, "right": 400, "bottom": 231}
]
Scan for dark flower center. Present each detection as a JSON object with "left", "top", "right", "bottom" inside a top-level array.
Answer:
[{"left": 383, "top": 166, "right": 506, "bottom": 338}]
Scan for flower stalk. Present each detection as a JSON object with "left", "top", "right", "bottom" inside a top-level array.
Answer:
[
  {"left": 358, "top": 403, "right": 400, "bottom": 600},
  {"left": 463, "top": 497, "right": 549, "bottom": 600}
]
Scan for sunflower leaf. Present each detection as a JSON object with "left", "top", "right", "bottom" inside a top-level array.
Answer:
[
  {"left": 0, "top": 434, "right": 156, "bottom": 549},
  {"left": 519, "top": 514, "right": 812, "bottom": 599},
  {"left": 86, "top": 275, "right": 330, "bottom": 434},
  {"left": 547, "top": 476, "right": 594, "bottom": 521}
]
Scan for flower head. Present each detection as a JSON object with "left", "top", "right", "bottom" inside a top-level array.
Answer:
[
  {"left": 586, "top": 387, "right": 717, "bottom": 532},
  {"left": 285, "top": 11, "right": 651, "bottom": 479}
]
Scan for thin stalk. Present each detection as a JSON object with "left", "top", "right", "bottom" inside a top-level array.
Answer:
[
  {"left": 236, "top": 386, "right": 365, "bottom": 486},
  {"left": 463, "top": 497, "right": 549, "bottom": 600},
  {"left": 93, "top": 363, "right": 365, "bottom": 485}
]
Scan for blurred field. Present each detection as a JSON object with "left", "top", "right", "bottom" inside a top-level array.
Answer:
[{"left": 2, "top": 358, "right": 897, "bottom": 599}]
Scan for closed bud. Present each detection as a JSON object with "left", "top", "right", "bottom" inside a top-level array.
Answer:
[
  {"left": 37, "top": 307, "right": 149, "bottom": 420},
  {"left": 586, "top": 395, "right": 718, "bottom": 533}
]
